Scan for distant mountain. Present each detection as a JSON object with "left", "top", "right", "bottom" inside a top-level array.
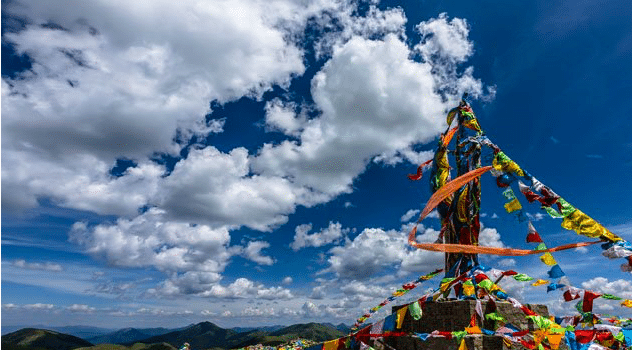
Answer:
[
  {"left": 231, "top": 325, "right": 284, "bottom": 333},
  {"left": 1, "top": 325, "right": 115, "bottom": 338},
  {"left": 270, "top": 323, "right": 345, "bottom": 342},
  {"left": 1, "top": 328, "right": 93, "bottom": 350},
  {"left": 76, "top": 343, "right": 177, "bottom": 350},
  {"left": 322, "top": 323, "right": 351, "bottom": 334},
  {"left": 135, "top": 321, "right": 345, "bottom": 350},
  {"left": 134, "top": 321, "right": 237, "bottom": 350},
  {"left": 88, "top": 327, "right": 174, "bottom": 344}
]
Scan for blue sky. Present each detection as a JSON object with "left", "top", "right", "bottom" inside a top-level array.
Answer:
[{"left": 2, "top": 0, "right": 632, "bottom": 330}]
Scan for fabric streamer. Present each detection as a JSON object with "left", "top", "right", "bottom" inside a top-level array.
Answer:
[{"left": 407, "top": 238, "right": 600, "bottom": 256}]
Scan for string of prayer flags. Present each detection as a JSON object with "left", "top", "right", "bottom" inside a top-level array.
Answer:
[{"left": 351, "top": 268, "right": 442, "bottom": 330}]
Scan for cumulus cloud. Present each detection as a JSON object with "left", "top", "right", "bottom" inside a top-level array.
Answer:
[
  {"left": 12, "top": 259, "right": 63, "bottom": 272},
  {"left": 323, "top": 222, "right": 505, "bottom": 281},
  {"left": 264, "top": 99, "right": 306, "bottom": 136},
  {"left": 291, "top": 222, "right": 348, "bottom": 251},
  {"left": 282, "top": 276, "right": 293, "bottom": 285},
  {"left": 70, "top": 208, "right": 232, "bottom": 273},
  {"left": 581, "top": 277, "right": 632, "bottom": 298},
  {"left": 198, "top": 278, "right": 293, "bottom": 300},
  {"left": 3, "top": 0, "right": 491, "bottom": 315},
  {"left": 159, "top": 146, "right": 306, "bottom": 231}
]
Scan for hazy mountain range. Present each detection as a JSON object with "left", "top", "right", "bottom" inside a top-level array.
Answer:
[{"left": 1, "top": 321, "right": 351, "bottom": 350}]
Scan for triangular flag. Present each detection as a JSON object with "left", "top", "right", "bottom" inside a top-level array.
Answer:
[
  {"left": 526, "top": 221, "right": 544, "bottom": 243},
  {"left": 458, "top": 338, "right": 467, "bottom": 350},
  {"left": 396, "top": 305, "right": 408, "bottom": 329}
]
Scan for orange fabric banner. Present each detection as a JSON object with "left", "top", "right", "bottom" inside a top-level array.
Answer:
[
  {"left": 416, "top": 166, "right": 493, "bottom": 222},
  {"left": 407, "top": 240, "right": 600, "bottom": 256}
]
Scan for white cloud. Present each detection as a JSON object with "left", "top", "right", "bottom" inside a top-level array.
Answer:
[
  {"left": 159, "top": 146, "right": 305, "bottom": 231},
  {"left": 1, "top": 0, "right": 344, "bottom": 214},
  {"left": 323, "top": 222, "right": 505, "bottom": 281},
  {"left": 12, "top": 259, "right": 63, "bottom": 272},
  {"left": 581, "top": 277, "right": 632, "bottom": 298},
  {"left": 241, "top": 241, "right": 275, "bottom": 266},
  {"left": 70, "top": 208, "right": 232, "bottom": 273},
  {"left": 290, "top": 222, "right": 347, "bottom": 251},
  {"left": 400, "top": 209, "right": 420, "bottom": 222},
  {"left": 479, "top": 227, "right": 505, "bottom": 248},
  {"left": 67, "top": 304, "right": 96, "bottom": 313},
  {"left": 24, "top": 303, "right": 55, "bottom": 310},
  {"left": 198, "top": 278, "right": 293, "bottom": 300},
  {"left": 2, "top": 2, "right": 491, "bottom": 317},
  {"left": 282, "top": 276, "right": 293, "bottom": 285},
  {"left": 264, "top": 99, "right": 306, "bottom": 136}
]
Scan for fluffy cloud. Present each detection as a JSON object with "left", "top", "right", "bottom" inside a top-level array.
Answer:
[
  {"left": 241, "top": 241, "right": 275, "bottom": 266},
  {"left": 581, "top": 277, "right": 632, "bottom": 298},
  {"left": 1, "top": 0, "right": 339, "bottom": 214},
  {"left": 159, "top": 146, "right": 305, "bottom": 231},
  {"left": 3, "top": 0, "right": 490, "bottom": 315},
  {"left": 198, "top": 278, "right": 293, "bottom": 300},
  {"left": 70, "top": 208, "right": 232, "bottom": 273},
  {"left": 400, "top": 209, "right": 420, "bottom": 222},
  {"left": 324, "top": 223, "right": 505, "bottom": 281},
  {"left": 291, "top": 222, "right": 348, "bottom": 251}
]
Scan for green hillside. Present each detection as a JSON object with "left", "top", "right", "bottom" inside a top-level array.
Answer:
[{"left": 1, "top": 328, "right": 94, "bottom": 350}]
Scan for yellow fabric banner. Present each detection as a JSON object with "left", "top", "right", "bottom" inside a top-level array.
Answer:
[
  {"left": 540, "top": 253, "right": 557, "bottom": 266},
  {"left": 561, "top": 209, "right": 622, "bottom": 242},
  {"left": 396, "top": 306, "right": 408, "bottom": 329}
]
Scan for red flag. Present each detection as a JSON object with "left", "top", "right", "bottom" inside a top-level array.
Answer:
[
  {"left": 520, "top": 306, "right": 537, "bottom": 316},
  {"left": 526, "top": 222, "right": 543, "bottom": 243},
  {"left": 563, "top": 290, "right": 581, "bottom": 302},
  {"left": 469, "top": 313, "right": 477, "bottom": 327},
  {"left": 575, "top": 330, "right": 596, "bottom": 344},
  {"left": 582, "top": 291, "right": 602, "bottom": 312},
  {"left": 407, "top": 159, "right": 432, "bottom": 181}
]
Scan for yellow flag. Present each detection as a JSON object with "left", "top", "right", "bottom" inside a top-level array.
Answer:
[
  {"left": 323, "top": 339, "right": 339, "bottom": 350},
  {"left": 458, "top": 338, "right": 467, "bottom": 350},
  {"left": 540, "top": 253, "right": 557, "bottom": 266},
  {"left": 462, "top": 283, "right": 475, "bottom": 296},
  {"left": 621, "top": 299, "right": 632, "bottom": 308},
  {"left": 532, "top": 279, "right": 549, "bottom": 287},
  {"left": 396, "top": 306, "right": 408, "bottom": 329},
  {"left": 504, "top": 198, "right": 522, "bottom": 213},
  {"left": 561, "top": 209, "right": 622, "bottom": 241}
]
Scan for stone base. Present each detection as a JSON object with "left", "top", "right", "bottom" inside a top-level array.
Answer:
[{"left": 380, "top": 300, "right": 568, "bottom": 350}]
